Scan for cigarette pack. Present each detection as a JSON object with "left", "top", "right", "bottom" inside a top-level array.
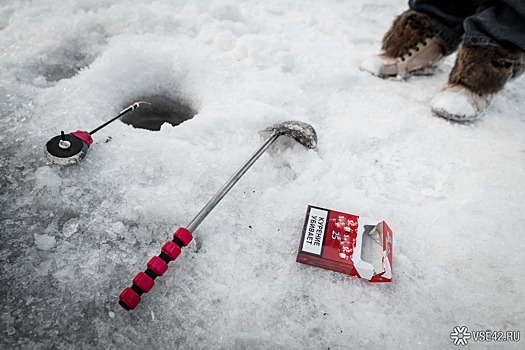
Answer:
[{"left": 296, "top": 205, "right": 393, "bottom": 282}]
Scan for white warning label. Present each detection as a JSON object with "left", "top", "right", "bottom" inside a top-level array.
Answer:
[{"left": 301, "top": 207, "right": 328, "bottom": 256}]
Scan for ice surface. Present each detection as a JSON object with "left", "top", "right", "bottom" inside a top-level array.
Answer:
[
  {"left": 62, "top": 218, "right": 80, "bottom": 238},
  {"left": 34, "top": 234, "right": 56, "bottom": 251},
  {"left": 1, "top": 0, "right": 525, "bottom": 349}
]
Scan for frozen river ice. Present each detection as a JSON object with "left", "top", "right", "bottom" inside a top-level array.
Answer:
[{"left": 1, "top": 1, "right": 524, "bottom": 349}]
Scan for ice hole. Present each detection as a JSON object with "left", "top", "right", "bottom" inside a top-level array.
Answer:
[
  {"left": 39, "top": 47, "right": 99, "bottom": 82},
  {"left": 42, "top": 63, "right": 84, "bottom": 82},
  {"left": 120, "top": 95, "right": 196, "bottom": 131}
]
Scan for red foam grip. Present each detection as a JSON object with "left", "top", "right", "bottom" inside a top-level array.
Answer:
[
  {"left": 147, "top": 256, "right": 168, "bottom": 276},
  {"left": 133, "top": 272, "right": 155, "bottom": 293},
  {"left": 120, "top": 229, "right": 193, "bottom": 310},
  {"left": 162, "top": 241, "right": 182, "bottom": 261},
  {"left": 174, "top": 228, "right": 193, "bottom": 246},
  {"left": 119, "top": 287, "right": 141, "bottom": 310}
]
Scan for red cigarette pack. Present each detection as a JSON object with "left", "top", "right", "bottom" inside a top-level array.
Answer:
[{"left": 296, "top": 205, "right": 393, "bottom": 282}]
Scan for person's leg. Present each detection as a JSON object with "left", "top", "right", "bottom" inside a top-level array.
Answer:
[
  {"left": 409, "top": 0, "right": 480, "bottom": 51},
  {"left": 361, "top": 0, "right": 477, "bottom": 77},
  {"left": 431, "top": 0, "right": 525, "bottom": 121},
  {"left": 463, "top": 0, "right": 525, "bottom": 50}
]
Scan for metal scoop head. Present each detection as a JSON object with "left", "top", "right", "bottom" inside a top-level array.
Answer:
[{"left": 265, "top": 121, "right": 317, "bottom": 149}]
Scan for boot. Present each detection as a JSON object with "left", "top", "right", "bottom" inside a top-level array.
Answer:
[
  {"left": 431, "top": 43, "right": 525, "bottom": 121},
  {"left": 361, "top": 10, "right": 451, "bottom": 78}
]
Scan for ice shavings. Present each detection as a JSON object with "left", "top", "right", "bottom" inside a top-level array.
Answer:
[
  {"left": 34, "top": 234, "right": 56, "bottom": 251},
  {"left": 34, "top": 166, "right": 62, "bottom": 188},
  {"left": 62, "top": 218, "right": 80, "bottom": 238}
]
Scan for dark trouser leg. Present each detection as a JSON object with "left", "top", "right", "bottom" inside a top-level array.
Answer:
[
  {"left": 463, "top": 0, "right": 525, "bottom": 51},
  {"left": 408, "top": 0, "right": 481, "bottom": 51},
  {"left": 457, "top": 0, "right": 525, "bottom": 89}
]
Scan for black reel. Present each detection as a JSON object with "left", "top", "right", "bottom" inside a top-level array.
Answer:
[
  {"left": 44, "top": 131, "right": 92, "bottom": 166},
  {"left": 43, "top": 102, "right": 147, "bottom": 166}
]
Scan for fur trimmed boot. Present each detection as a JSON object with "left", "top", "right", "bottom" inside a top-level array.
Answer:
[
  {"left": 361, "top": 10, "right": 451, "bottom": 77},
  {"left": 431, "top": 43, "right": 525, "bottom": 121}
]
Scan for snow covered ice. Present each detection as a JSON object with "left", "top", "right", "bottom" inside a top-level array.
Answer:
[{"left": 1, "top": 0, "right": 525, "bottom": 349}]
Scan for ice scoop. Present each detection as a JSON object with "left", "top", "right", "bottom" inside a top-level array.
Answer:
[{"left": 119, "top": 120, "right": 318, "bottom": 310}]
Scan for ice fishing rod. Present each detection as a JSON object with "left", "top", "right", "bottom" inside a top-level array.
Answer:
[
  {"left": 44, "top": 101, "right": 150, "bottom": 165},
  {"left": 118, "top": 121, "right": 318, "bottom": 311}
]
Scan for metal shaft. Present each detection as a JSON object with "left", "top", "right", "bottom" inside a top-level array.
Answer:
[
  {"left": 186, "top": 131, "right": 282, "bottom": 232},
  {"left": 88, "top": 101, "right": 148, "bottom": 135}
]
